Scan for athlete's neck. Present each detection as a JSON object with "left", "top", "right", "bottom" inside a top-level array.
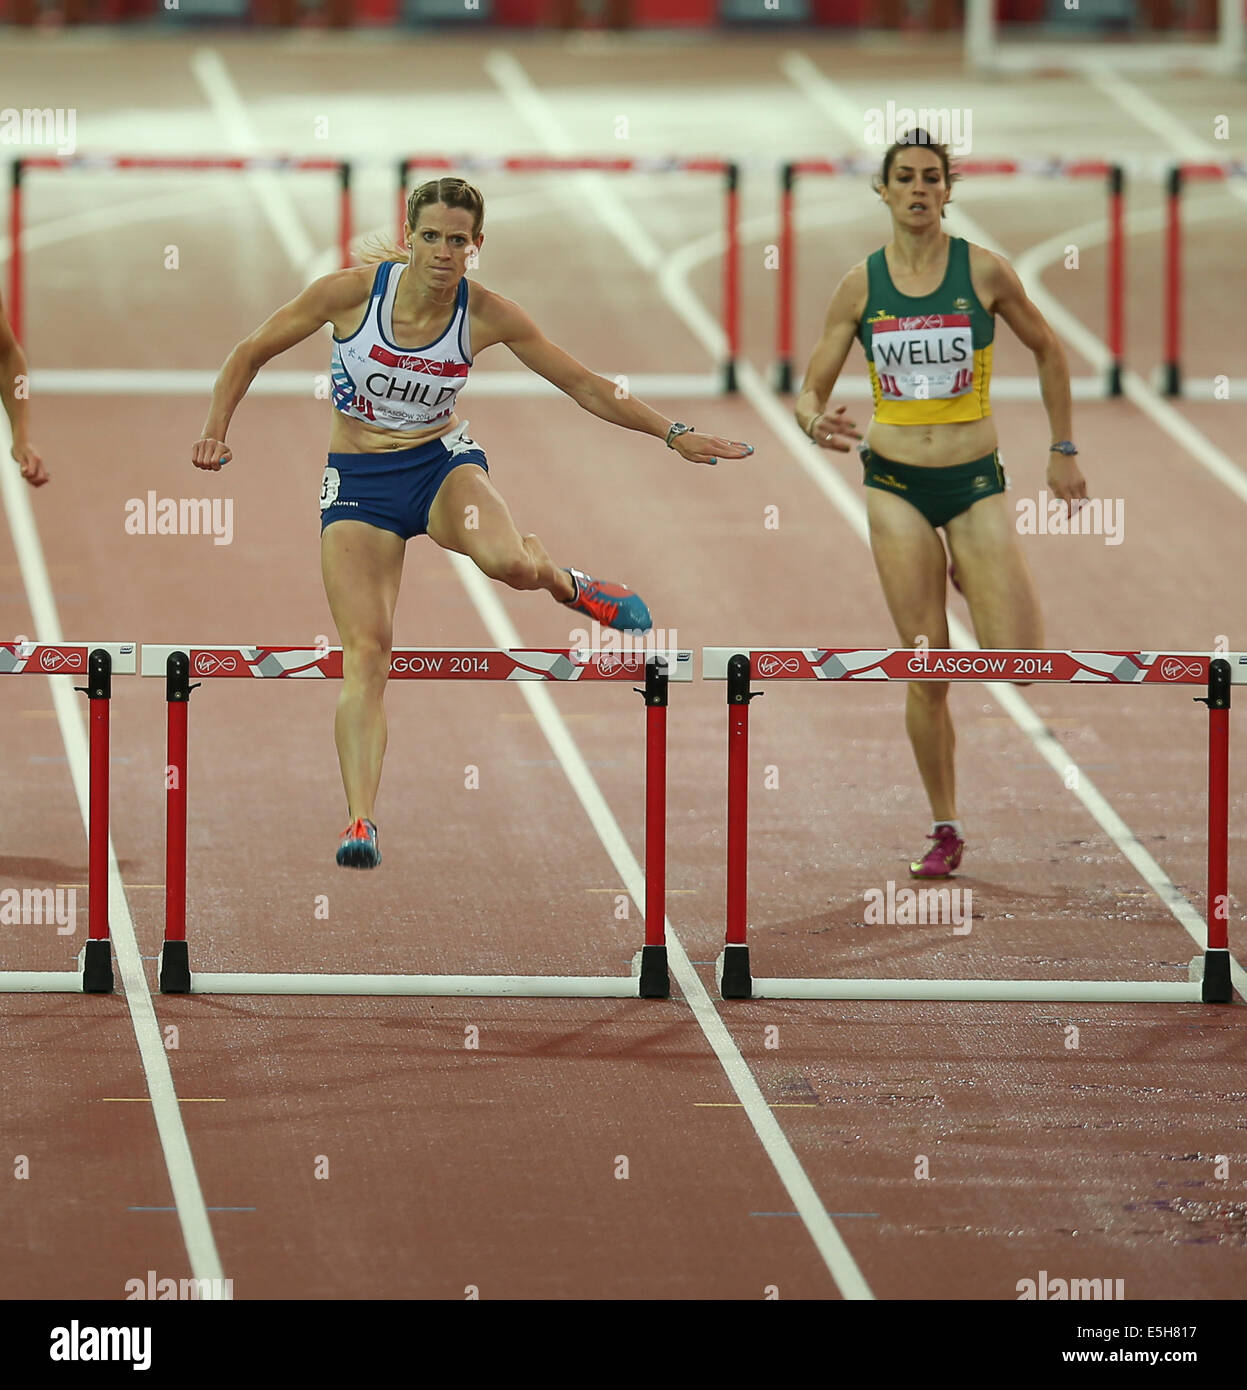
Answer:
[
  {"left": 397, "top": 260, "right": 458, "bottom": 314},
  {"left": 886, "top": 227, "right": 949, "bottom": 276}
]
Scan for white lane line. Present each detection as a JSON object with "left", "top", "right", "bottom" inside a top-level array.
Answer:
[
  {"left": 189, "top": 48, "right": 320, "bottom": 278},
  {"left": 0, "top": 423, "right": 229, "bottom": 1298},
  {"left": 487, "top": 44, "right": 873, "bottom": 1303},
  {"left": 779, "top": 51, "right": 1247, "bottom": 508}
]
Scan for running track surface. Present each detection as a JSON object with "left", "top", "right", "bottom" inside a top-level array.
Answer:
[{"left": 1, "top": 34, "right": 1245, "bottom": 1301}]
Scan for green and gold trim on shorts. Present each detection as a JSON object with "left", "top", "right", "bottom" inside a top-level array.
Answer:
[{"left": 860, "top": 446, "right": 1007, "bottom": 529}]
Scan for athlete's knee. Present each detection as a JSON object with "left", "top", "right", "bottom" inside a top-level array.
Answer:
[
  {"left": 341, "top": 637, "right": 392, "bottom": 691},
  {"left": 907, "top": 678, "right": 950, "bottom": 707}
]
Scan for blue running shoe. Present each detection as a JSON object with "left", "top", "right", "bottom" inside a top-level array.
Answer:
[
  {"left": 562, "top": 566, "right": 652, "bottom": 633},
  {"left": 337, "top": 817, "right": 381, "bottom": 869}
]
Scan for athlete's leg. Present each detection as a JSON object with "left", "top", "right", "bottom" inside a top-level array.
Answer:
[
  {"left": 866, "top": 487, "right": 957, "bottom": 823},
  {"left": 426, "top": 463, "right": 575, "bottom": 601},
  {"left": 944, "top": 492, "right": 1043, "bottom": 667},
  {"left": 321, "top": 519, "right": 406, "bottom": 821}
]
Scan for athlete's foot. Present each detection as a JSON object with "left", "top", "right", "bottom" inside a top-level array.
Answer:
[
  {"left": 337, "top": 816, "right": 381, "bottom": 869},
  {"left": 561, "top": 566, "right": 652, "bottom": 633},
  {"left": 910, "top": 824, "right": 964, "bottom": 878}
]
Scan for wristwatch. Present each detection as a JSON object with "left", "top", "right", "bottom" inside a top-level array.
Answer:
[
  {"left": 665, "top": 422, "right": 694, "bottom": 448},
  {"left": 1049, "top": 440, "right": 1078, "bottom": 455}
]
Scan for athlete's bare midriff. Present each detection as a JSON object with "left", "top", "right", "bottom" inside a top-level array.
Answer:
[{"left": 860, "top": 237, "right": 1000, "bottom": 468}]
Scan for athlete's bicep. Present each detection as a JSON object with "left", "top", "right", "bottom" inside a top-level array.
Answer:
[
  {"left": 979, "top": 251, "right": 1056, "bottom": 355},
  {"left": 235, "top": 271, "right": 364, "bottom": 368},
  {"left": 497, "top": 302, "right": 594, "bottom": 397}
]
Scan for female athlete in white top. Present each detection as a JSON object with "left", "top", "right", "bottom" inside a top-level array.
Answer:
[{"left": 192, "top": 177, "right": 752, "bottom": 867}]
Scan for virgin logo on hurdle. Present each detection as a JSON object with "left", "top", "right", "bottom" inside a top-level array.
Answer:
[
  {"left": 1160, "top": 658, "right": 1204, "bottom": 681},
  {"left": 38, "top": 647, "right": 83, "bottom": 672},
  {"left": 193, "top": 653, "right": 238, "bottom": 676},
  {"left": 756, "top": 654, "right": 800, "bottom": 676}
]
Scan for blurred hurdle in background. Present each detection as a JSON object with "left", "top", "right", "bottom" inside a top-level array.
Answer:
[{"left": 142, "top": 644, "right": 689, "bottom": 998}]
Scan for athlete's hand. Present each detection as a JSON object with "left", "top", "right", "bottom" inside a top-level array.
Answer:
[
  {"left": 671, "top": 432, "right": 755, "bottom": 466},
  {"left": 1046, "top": 452, "right": 1087, "bottom": 514},
  {"left": 192, "top": 438, "right": 232, "bottom": 471},
  {"left": 12, "top": 440, "right": 48, "bottom": 487},
  {"left": 807, "top": 405, "right": 861, "bottom": 451}
]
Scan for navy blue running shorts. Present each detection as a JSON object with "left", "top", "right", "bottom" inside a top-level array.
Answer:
[{"left": 319, "top": 420, "right": 488, "bottom": 541}]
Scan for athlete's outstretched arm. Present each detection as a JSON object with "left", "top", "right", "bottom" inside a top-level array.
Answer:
[
  {"left": 973, "top": 247, "right": 1086, "bottom": 508},
  {"left": 489, "top": 296, "right": 753, "bottom": 466},
  {"left": 0, "top": 291, "right": 46, "bottom": 487},
  {"left": 193, "top": 268, "right": 370, "bottom": 471},
  {"left": 795, "top": 264, "right": 865, "bottom": 452}
]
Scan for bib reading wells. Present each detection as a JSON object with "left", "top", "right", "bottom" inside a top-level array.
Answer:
[{"left": 856, "top": 236, "right": 994, "bottom": 425}]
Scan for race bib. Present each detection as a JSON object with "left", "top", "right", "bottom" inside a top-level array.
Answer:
[
  {"left": 871, "top": 314, "right": 975, "bottom": 401},
  {"left": 320, "top": 465, "right": 341, "bottom": 511}
]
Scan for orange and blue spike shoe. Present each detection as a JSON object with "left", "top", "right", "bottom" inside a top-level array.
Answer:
[
  {"left": 337, "top": 817, "right": 381, "bottom": 869},
  {"left": 910, "top": 824, "right": 964, "bottom": 879},
  {"left": 562, "top": 566, "right": 652, "bottom": 634}
]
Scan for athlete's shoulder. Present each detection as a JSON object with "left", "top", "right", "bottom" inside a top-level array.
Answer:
[
  {"left": 827, "top": 258, "right": 870, "bottom": 323},
  {"left": 466, "top": 281, "right": 534, "bottom": 347},
  {"left": 964, "top": 241, "right": 1015, "bottom": 310},
  {"left": 306, "top": 263, "right": 380, "bottom": 314}
]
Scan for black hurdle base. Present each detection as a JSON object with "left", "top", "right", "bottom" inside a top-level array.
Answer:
[
  {"left": 81, "top": 939, "right": 114, "bottom": 994},
  {"left": 637, "top": 944, "right": 670, "bottom": 999},
  {"left": 159, "top": 941, "right": 191, "bottom": 994},
  {"left": 719, "top": 944, "right": 753, "bottom": 1000},
  {"left": 1201, "top": 949, "right": 1232, "bottom": 1004}
]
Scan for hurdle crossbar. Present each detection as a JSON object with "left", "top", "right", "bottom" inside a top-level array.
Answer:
[
  {"left": 398, "top": 154, "right": 740, "bottom": 394},
  {"left": 0, "top": 642, "right": 137, "bottom": 994},
  {"left": 9, "top": 155, "right": 354, "bottom": 344},
  {"left": 703, "top": 647, "right": 1240, "bottom": 1004},
  {"left": 775, "top": 157, "right": 1125, "bottom": 398},
  {"left": 1162, "top": 160, "right": 1247, "bottom": 397},
  {"left": 140, "top": 645, "right": 691, "bottom": 998}
]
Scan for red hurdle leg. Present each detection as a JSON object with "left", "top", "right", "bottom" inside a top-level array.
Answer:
[
  {"left": 82, "top": 649, "right": 114, "bottom": 992},
  {"left": 723, "top": 162, "right": 740, "bottom": 394},
  {"left": 638, "top": 655, "right": 670, "bottom": 998},
  {"left": 1107, "top": 164, "right": 1124, "bottom": 397},
  {"left": 1202, "top": 658, "right": 1232, "bottom": 1002},
  {"left": 776, "top": 161, "right": 795, "bottom": 394},
  {"left": 722, "top": 653, "right": 756, "bottom": 999},
  {"left": 1163, "top": 165, "right": 1183, "bottom": 397},
  {"left": 160, "top": 652, "right": 193, "bottom": 993}
]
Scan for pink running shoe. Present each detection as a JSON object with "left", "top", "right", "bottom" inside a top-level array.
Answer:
[
  {"left": 562, "top": 566, "right": 652, "bottom": 633},
  {"left": 910, "top": 824, "right": 964, "bottom": 879}
]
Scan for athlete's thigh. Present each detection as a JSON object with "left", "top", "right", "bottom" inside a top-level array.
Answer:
[
  {"left": 320, "top": 520, "right": 406, "bottom": 646},
  {"left": 944, "top": 493, "right": 1043, "bottom": 650},
  {"left": 866, "top": 487, "right": 952, "bottom": 648},
  {"left": 425, "top": 462, "right": 523, "bottom": 559}
]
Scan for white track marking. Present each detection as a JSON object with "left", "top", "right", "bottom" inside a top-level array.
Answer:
[
  {"left": 0, "top": 420, "right": 229, "bottom": 1298},
  {"left": 486, "top": 45, "right": 874, "bottom": 1302},
  {"left": 190, "top": 49, "right": 319, "bottom": 278}
]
